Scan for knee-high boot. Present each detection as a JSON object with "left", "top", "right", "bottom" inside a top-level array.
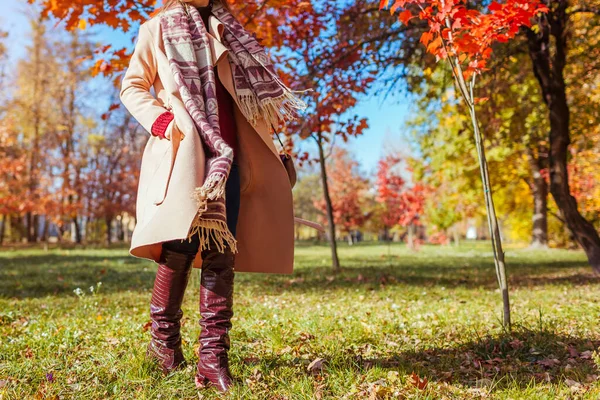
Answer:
[
  {"left": 146, "top": 247, "right": 195, "bottom": 374},
  {"left": 194, "top": 245, "right": 236, "bottom": 392}
]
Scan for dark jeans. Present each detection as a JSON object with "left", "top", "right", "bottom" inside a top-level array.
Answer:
[{"left": 162, "top": 160, "right": 241, "bottom": 256}]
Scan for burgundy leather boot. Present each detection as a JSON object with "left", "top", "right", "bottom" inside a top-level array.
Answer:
[
  {"left": 146, "top": 247, "right": 195, "bottom": 374},
  {"left": 194, "top": 244, "right": 236, "bottom": 392}
]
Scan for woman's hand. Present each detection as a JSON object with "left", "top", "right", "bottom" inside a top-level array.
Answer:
[
  {"left": 164, "top": 119, "right": 175, "bottom": 141},
  {"left": 163, "top": 118, "right": 185, "bottom": 142}
]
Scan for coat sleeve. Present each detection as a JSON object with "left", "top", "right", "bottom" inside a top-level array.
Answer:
[{"left": 120, "top": 22, "right": 172, "bottom": 137}]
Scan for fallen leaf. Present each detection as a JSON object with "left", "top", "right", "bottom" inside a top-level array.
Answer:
[
  {"left": 24, "top": 347, "right": 34, "bottom": 359},
  {"left": 567, "top": 346, "right": 579, "bottom": 358},
  {"left": 565, "top": 379, "right": 581, "bottom": 387},
  {"left": 409, "top": 372, "right": 428, "bottom": 390},
  {"left": 509, "top": 338, "right": 524, "bottom": 349},
  {"left": 307, "top": 358, "right": 325, "bottom": 375},
  {"left": 537, "top": 358, "right": 560, "bottom": 368}
]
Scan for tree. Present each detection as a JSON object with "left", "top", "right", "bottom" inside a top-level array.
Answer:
[
  {"left": 0, "top": 117, "right": 28, "bottom": 244},
  {"left": 314, "top": 148, "right": 370, "bottom": 246},
  {"left": 84, "top": 103, "right": 143, "bottom": 245},
  {"left": 524, "top": 1, "right": 600, "bottom": 270},
  {"left": 376, "top": 155, "right": 406, "bottom": 242},
  {"left": 48, "top": 29, "right": 95, "bottom": 243},
  {"left": 292, "top": 171, "right": 323, "bottom": 240},
  {"left": 278, "top": 1, "right": 373, "bottom": 269},
  {"left": 0, "top": 28, "right": 8, "bottom": 106},
  {"left": 336, "top": 0, "right": 600, "bottom": 269},
  {"left": 376, "top": 154, "right": 427, "bottom": 247},
  {"left": 381, "top": 0, "right": 548, "bottom": 328},
  {"left": 11, "top": 15, "right": 61, "bottom": 242},
  {"left": 28, "top": 0, "right": 331, "bottom": 246}
]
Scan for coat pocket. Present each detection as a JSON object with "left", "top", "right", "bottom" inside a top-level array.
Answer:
[{"left": 152, "top": 120, "right": 183, "bottom": 205}]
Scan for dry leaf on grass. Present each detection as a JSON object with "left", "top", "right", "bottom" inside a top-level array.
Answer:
[
  {"left": 307, "top": 358, "right": 325, "bottom": 375},
  {"left": 409, "top": 372, "right": 428, "bottom": 390}
]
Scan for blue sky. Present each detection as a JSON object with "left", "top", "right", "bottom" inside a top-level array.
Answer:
[{"left": 4, "top": 0, "right": 413, "bottom": 176}]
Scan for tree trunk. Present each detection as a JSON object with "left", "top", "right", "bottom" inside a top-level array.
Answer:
[
  {"left": 26, "top": 212, "right": 33, "bottom": 242},
  {"left": 0, "top": 214, "right": 5, "bottom": 245},
  {"left": 27, "top": 17, "right": 44, "bottom": 244},
  {"left": 12, "top": 215, "right": 25, "bottom": 243},
  {"left": 453, "top": 226, "right": 460, "bottom": 247},
  {"left": 72, "top": 217, "right": 82, "bottom": 244},
  {"left": 383, "top": 226, "right": 390, "bottom": 242},
  {"left": 527, "top": 148, "right": 548, "bottom": 248},
  {"left": 41, "top": 216, "right": 49, "bottom": 242},
  {"left": 32, "top": 214, "right": 40, "bottom": 243},
  {"left": 105, "top": 216, "right": 112, "bottom": 246},
  {"left": 117, "top": 217, "right": 125, "bottom": 242},
  {"left": 443, "top": 29, "right": 511, "bottom": 328},
  {"left": 526, "top": 7, "right": 600, "bottom": 271},
  {"left": 407, "top": 224, "right": 414, "bottom": 249},
  {"left": 316, "top": 133, "right": 341, "bottom": 270}
]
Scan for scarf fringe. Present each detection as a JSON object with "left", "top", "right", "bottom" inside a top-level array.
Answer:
[
  {"left": 261, "top": 91, "right": 309, "bottom": 128},
  {"left": 191, "top": 172, "right": 228, "bottom": 210},
  {"left": 238, "top": 90, "right": 309, "bottom": 128},
  {"left": 186, "top": 217, "right": 238, "bottom": 254}
]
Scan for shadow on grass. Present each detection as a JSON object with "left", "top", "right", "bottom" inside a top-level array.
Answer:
[
  {"left": 244, "top": 329, "right": 599, "bottom": 392},
  {"left": 1, "top": 247, "right": 597, "bottom": 300},
  {"left": 236, "top": 261, "right": 599, "bottom": 296},
  {"left": 0, "top": 253, "right": 155, "bottom": 299},
  {"left": 354, "top": 329, "right": 600, "bottom": 390}
]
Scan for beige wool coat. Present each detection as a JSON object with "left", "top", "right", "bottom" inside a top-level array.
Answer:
[{"left": 120, "top": 14, "right": 297, "bottom": 274}]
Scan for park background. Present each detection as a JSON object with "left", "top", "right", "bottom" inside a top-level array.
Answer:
[{"left": 2, "top": 0, "right": 600, "bottom": 398}]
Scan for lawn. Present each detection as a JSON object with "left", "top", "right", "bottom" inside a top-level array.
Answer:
[{"left": 1, "top": 242, "right": 600, "bottom": 399}]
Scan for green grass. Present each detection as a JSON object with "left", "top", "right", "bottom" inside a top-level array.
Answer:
[{"left": 1, "top": 242, "right": 600, "bottom": 399}]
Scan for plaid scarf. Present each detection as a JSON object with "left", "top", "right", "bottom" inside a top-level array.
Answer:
[{"left": 159, "top": 1, "right": 307, "bottom": 254}]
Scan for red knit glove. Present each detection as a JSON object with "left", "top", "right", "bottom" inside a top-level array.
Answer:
[{"left": 151, "top": 111, "right": 174, "bottom": 139}]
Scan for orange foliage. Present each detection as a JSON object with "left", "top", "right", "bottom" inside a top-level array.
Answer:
[{"left": 380, "top": 0, "right": 548, "bottom": 77}]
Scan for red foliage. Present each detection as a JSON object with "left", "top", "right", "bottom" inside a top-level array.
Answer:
[
  {"left": 376, "top": 155, "right": 430, "bottom": 229},
  {"left": 314, "top": 148, "right": 369, "bottom": 233},
  {"left": 427, "top": 231, "right": 450, "bottom": 245},
  {"left": 380, "top": 0, "right": 548, "bottom": 76},
  {"left": 376, "top": 155, "right": 406, "bottom": 228}
]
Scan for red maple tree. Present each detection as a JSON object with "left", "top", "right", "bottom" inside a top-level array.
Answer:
[
  {"left": 376, "top": 155, "right": 429, "bottom": 247},
  {"left": 314, "top": 148, "right": 369, "bottom": 245},
  {"left": 376, "top": 155, "right": 406, "bottom": 234},
  {"left": 380, "top": 0, "right": 548, "bottom": 328}
]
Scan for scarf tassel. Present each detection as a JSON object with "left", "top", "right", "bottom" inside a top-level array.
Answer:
[
  {"left": 186, "top": 217, "right": 238, "bottom": 254},
  {"left": 238, "top": 89, "right": 309, "bottom": 129},
  {"left": 186, "top": 172, "right": 238, "bottom": 253},
  {"left": 191, "top": 172, "right": 228, "bottom": 208}
]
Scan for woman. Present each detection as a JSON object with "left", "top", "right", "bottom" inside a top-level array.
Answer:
[{"left": 119, "top": 0, "right": 308, "bottom": 392}]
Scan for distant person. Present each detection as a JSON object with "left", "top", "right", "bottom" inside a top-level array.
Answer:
[{"left": 120, "top": 0, "right": 310, "bottom": 392}]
